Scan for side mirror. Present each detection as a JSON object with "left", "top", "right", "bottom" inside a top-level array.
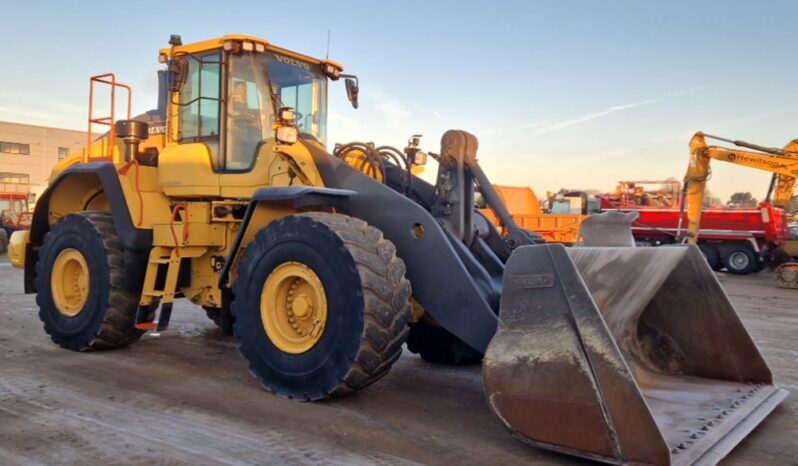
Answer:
[
  {"left": 344, "top": 77, "right": 359, "bottom": 109},
  {"left": 167, "top": 57, "right": 188, "bottom": 93}
]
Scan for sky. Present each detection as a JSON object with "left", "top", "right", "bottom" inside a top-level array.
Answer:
[{"left": 2, "top": 0, "right": 797, "bottom": 202}]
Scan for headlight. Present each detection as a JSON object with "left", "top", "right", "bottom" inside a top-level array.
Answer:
[
  {"left": 276, "top": 126, "right": 298, "bottom": 145},
  {"left": 278, "top": 108, "right": 295, "bottom": 122},
  {"left": 323, "top": 64, "right": 340, "bottom": 79}
]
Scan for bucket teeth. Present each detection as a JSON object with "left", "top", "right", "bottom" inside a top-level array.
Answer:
[{"left": 483, "top": 243, "right": 788, "bottom": 466}]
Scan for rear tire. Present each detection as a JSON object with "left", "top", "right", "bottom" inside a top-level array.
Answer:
[
  {"left": 35, "top": 211, "right": 146, "bottom": 350},
  {"left": 232, "top": 212, "right": 412, "bottom": 400},
  {"left": 407, "top": 321, "right": 482, "bottom": 365},
  {"left": 721, "top": 245, "right": 758, "bottom": 275}
]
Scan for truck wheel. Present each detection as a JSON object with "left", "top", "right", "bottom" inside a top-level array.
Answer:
[
  {"left": 722, "top": 246, "right": 758, "bottom": 275},
  {"left": 407, "top": 322, "right": 482, "bottom": 365},
  {"left": 698, "top": 244, "right": 720, "bottom": 270},
  {"left": 35, "top": 211, "right": 146, "bottom": 351},
  {"left": 232, "top": 212, "right": 412, "bottom": 400}
]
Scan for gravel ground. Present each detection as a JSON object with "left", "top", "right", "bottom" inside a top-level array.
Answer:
[{"left": 0, "top": 256, "right": 795, "bottom": 465}]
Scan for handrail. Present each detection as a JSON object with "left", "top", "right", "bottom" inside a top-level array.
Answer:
[{"left": 87, "top": 73, "right": 133, "bottom": 162}]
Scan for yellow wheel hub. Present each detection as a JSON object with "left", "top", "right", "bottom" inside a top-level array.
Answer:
[
  {"left": 51, "top": 248, "right": 90, "bottom": 317},
  {"left": 260, "top": 262, "right": 328, "bottom": 354}
]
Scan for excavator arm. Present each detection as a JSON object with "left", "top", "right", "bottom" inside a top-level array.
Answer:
[
  {"left": 769, "top": 140, "right": 798, "bottom": 207},
  {"left": 681, "top": 132, "right": 798, "bottom": 243}
]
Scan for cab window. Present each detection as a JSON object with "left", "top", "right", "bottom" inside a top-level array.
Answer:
[
  {"left": 178, "top": 52, "right": 222, "bottom": 165},
  {"left": 224, "top": 51, "right": 328, "bottom": 172}
]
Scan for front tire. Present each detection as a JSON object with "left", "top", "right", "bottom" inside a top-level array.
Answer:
[
  {"left": 35, "top": 211, "right": 145, "bottom": 350},
  {"left": 232, "top": 213, "right": 412, "bottom": 400}
]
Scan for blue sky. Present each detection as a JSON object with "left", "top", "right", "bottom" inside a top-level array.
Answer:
[{"left": 2, "top": 0, "right": 797, "bottom": 201}]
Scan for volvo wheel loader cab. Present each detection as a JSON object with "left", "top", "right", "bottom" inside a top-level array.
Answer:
[{"left": 11, "top": 34, "right": 786, "bottom": 465}]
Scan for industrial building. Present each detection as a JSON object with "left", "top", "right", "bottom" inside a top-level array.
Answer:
[{"left": 0, "top": 121, "right": 91, "bottom": 199}]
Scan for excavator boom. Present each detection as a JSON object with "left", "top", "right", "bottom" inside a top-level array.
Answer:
[
  {"left": 681, "top": 132, "right": 798, "bottom": 288},
  {"left": 682, "top": 132, "right": 798, "bottom": 241}
]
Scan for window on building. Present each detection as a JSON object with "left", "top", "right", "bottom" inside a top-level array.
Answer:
[
  {"left": 0, "top": 172, "right": 29, "bottom": 184},
  {"left": 0, "top": 142, "right": 31, "bottom": 155},
  {"left": 58, "top": 147, "right": 70, "bottom": 160}
]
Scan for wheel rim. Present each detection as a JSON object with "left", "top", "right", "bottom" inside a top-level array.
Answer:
[
  {"left": 777, "top": 264, "right": 797, "bottom": 282},
  {"left": 260, "top": 262, "right": 327, "bottom": 354},
  {"left": 51, "top": 248, "right": 90, "bottom": 317},
  {"left": 729, "top": 251, "right": 750, "bottom": 270}
]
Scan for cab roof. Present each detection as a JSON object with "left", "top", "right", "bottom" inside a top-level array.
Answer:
[{"left": 159, "top": 34, "right": 343, "bottom": 72}]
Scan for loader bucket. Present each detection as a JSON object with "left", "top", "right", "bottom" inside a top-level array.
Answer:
[
  {"left": 483, "top": 244, "right": 787, "bottom": 466},
  {"left": 577, "top": 211, "right": 638, "bottom": 247}
]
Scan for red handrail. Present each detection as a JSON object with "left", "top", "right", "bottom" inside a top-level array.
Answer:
[{"left": 87, "top": 73, "right": 132, "bottom": 161}]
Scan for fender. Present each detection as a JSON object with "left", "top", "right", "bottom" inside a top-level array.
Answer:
[
  {"left": 25, "top": 163, "right": 152, "bottom": 293},
  {"left": 218, "top": 186, "right": 355, "bottom": 289}
]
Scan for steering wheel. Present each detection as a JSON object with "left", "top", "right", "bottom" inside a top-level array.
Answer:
[{"left": 291, "top": 111, "right": 305, "bottom": 129}]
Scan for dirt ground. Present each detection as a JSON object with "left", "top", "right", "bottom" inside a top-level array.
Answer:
[{"left": 0, "top": 256, "right": 795, "bottom": 466}]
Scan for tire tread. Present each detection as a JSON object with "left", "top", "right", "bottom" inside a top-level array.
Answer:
[
  {"left": 36, "top": 211, "right": 143, "bottom": 350},
  {"left": 233, "top": 212, "right": 411, "bottom": 400}
]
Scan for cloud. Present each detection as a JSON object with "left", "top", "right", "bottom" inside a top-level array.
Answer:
[
  {"left": 0, "top": 91, "right": 87, "bottom": 129},
  {"left": 649, "top": 129, "right": 697, "bottom": 145},
  {"left": 0, "top": 105, "right": 58, "bottom": 121},
  {"left": 666, "top": 86, "right": 707, "bottom": 98},
  {"left": 368, "top": 89, "right": 411, "bottom": 129},
  {"left": 327, "top": 110, "right": 364, "bottom": 143},
  {"left": 0, "top": 91, "right": 85, "bottom": 115},
  {"left": 569, "top": 144, "right": 648, "bottom": 163},
  {"left": 482, "top": 87, "right": 708, "bottom": 139},
  {"left": 524, "top": 98, "right": 659, "bottom": 136},
  {"left": 707, "top": 108, "right": 794, "bottom": 132}
]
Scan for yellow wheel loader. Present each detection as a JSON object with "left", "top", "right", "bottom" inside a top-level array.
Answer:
[{"left": 9, "top": 34, "right": 787, "bottom": 465}]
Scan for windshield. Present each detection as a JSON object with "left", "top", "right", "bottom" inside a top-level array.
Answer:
[{"left": 226, "top": 51, "right": 328, "bottom": 170}]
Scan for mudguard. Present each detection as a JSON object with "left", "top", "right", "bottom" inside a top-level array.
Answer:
[{"left": 25, "top": 163, "right": 151, "bottom": 293}]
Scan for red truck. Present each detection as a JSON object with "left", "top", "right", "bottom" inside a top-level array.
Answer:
[
  {"left": 598, "top": 194, "right": 788, "bottom": 274},
  {"left": 0, "top": 173, "right": 33, "bottom": 254}
]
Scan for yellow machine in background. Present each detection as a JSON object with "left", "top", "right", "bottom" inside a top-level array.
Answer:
[
  {"left": 682, "top": 132, "right": 798, "bottom": 288},
  {"left": 481, "top": 185, "right": 596, "bottom": 244},
  {"left": 8, "top": 35, "right": 788, "bottom": 466}
]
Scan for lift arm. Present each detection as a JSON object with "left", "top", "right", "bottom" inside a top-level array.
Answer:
[{"left": 680, "top": 132, "right": 798, "bottom": 243}]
